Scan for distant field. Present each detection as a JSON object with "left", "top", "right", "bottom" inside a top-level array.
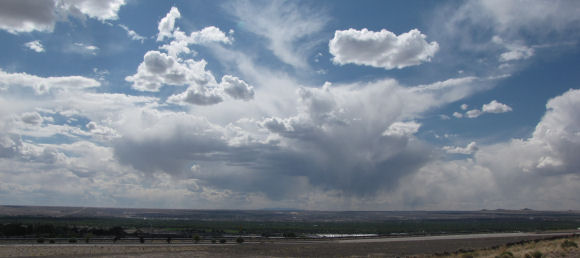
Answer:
[
  {"left": 1, "top": 205, "right": 580, "bottom": 257},
  {"left": 1, "top": 205, "right": 579, "bottom": 238}
]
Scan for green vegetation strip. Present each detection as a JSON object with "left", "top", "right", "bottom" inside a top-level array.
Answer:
[{"left": 0, "top": 216, "right": 578, "bottom": 238}]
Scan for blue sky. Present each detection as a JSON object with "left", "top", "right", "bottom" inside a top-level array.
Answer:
[{"left": 1, "top": 0, "right": 580, "bottom": 210}]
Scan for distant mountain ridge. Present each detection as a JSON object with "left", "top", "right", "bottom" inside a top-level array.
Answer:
[{"left": 1, "top": 205, "right": 579, "bottom": 222}]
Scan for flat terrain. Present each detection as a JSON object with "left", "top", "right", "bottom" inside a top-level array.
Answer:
[
  {"left": 1, "top": 206, "right": 579, "bottom": 257},
  {"left": 2, "top": 205, "right": 579, "bottom": 222},
  {"left": 0, "top": 232, "right": 577, "bottom": 257}
]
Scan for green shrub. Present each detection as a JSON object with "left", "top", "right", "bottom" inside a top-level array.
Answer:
[
  {"left": 193, "top": 234, "right": 200, "bottom": 243},
  {"left": 219, "top": 239, "right": 226, "bottom": 244},
  {"left": 68, "top": 237, "right": 77, "bottom": 243},
  {"left": 211, "top": 239, "right": 216, "bottom": 244},
  {"left": 495, "top": 251, "right": 514, "bottom": 258},
  {"left": 236, "top": 236, "right": 244, "bottom": 244},
  {"left": 36, "top": 238, "right": 45, "bottom": 244},
  {"left": 561, "top": 239, "right": 578, "bottom": 248},
  {"left": 49, "top": 239, "right": 55, "bottom": 244},
  {"left": 524, "top": 250, "right": 543, "bottom": 258},
  {"left": 84, "top": 234, "right": 91, "bottom": 243}
]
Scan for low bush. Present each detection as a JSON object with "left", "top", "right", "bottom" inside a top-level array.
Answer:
[
  {"left": 495, "top": 251, "right": 514, "bottom": 258},
  {"left": 524, "top": 250, "right": 543, "bottom": 258},
  {"left": 561, "top": 239, "right": 578, "bottom": 248}
]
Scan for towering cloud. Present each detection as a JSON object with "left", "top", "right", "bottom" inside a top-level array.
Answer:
[{"left": 128, "top": 7, "right": 252, "bottom": 106}]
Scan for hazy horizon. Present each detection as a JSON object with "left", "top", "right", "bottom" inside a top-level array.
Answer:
[
  {"left": 1, "top": 0, "right": 580, "bottom": 211},
  {"left": 4, "top": 203, "right": 576, "bottom": 212}
]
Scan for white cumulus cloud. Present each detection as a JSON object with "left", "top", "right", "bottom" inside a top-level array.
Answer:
[
  {"left": 493, "top": 36, "right": 535, "bottom": 62},
  {"left": 168, "top": 86, "right": 224, "bottom": 106},
  {"left": 24, "top": 40, "right": 45, "bottom": 52},
  {"left": 20, "top": 112, "right": 43, "bottom": 125},
  {"left": 0, "top": 0, "right": 125, "bottom": 33},
  {"left": 482, "top": 100, "right": 513, "bottom": 113},
  {"left": 221, "top": 75, "right": 255, "bottom": 101},
  {"left": 128, "top": 7, "right": 248, "bottom": 106},
  {"left": 160, "top": 26, "right": 232, "bottom": 57},
  {"left": 382, "top": 121, "right": 421, "bottom": 137},
  {"left": 443, "top": 141, "right": 478, "bottom": 155},
  {"left": 0, "top": 0, "right": 57, "bottom": 33},
  {"left": 457, "top": 100, "right": 512, "bottom": 118},
  {"left": 156, "top": 6, "right": 231, "bottom": 57},
  {"left": 499, "top": 46, "right": 534, "bottom": 62},
  {"left": 60, "top": 0, "right": 125, "bottom": 21},
  {"left": 168, "top": 75, "right": 254, "bottom": 105},
  {"left": 465, "top": 109, "right": 483, "bottom": 118},
  {"left": 329, "top": 28, "right": 439, "bottom": 70},
  {"left": 453, "top": 112, "right": 463, "bottom": 118},
  {"left": 157, "top": 6, "right": 180, "bottom": 41},
  {"left": 125, "top": 50, "right": 215, "bottom": 92}
]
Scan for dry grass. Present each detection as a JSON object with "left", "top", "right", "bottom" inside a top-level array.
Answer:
[{"left": 444, "top": 236, "right": 580, "bottom": 258}]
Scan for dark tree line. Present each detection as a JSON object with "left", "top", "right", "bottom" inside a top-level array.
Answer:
[{"left": 0, "top": 223, "right": 126, "bottom": 237}]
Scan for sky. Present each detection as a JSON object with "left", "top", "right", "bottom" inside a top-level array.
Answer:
[{"left": 0, "top": 0, "right": 580, "bottom": 211}]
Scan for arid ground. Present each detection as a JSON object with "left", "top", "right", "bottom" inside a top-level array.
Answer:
[{"left": 0, "top": 232, "right": 578, "bottom": 257}]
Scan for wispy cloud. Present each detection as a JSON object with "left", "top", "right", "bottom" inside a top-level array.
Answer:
[
  {"left": 118, "top": 24, "right": 145, "bottom": 42},
  {"left": 226, "top": 0, "right": 328, "bottom": 69},
  {"left": 70, "top": 42, "right": 99, "bottom": 55}
]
